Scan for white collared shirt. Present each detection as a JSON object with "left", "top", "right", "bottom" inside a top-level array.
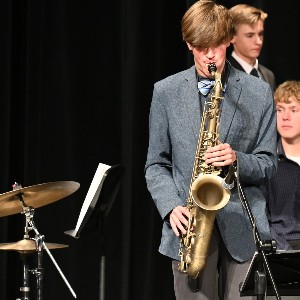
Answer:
[{"left": 231, "top": 51, "right": 259, "bottom": 75}]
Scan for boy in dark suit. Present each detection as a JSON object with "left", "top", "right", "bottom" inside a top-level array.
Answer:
[{"left": 228, "top": 4, "right": 276, "bottom": 91}]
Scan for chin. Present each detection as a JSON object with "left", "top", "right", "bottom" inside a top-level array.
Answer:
[{"left": 251, "top": 52, "right": 260, "bottom": 58}]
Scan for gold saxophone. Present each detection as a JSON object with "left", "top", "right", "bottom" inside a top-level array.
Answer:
[{"left": 178, "top": 63, "right": 231, "bottom": 279}]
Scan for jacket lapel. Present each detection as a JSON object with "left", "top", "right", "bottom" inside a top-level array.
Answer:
[
  {"left": 181, "top": 66, "right": 202, "bottom": 140},
  {"left": 220, "top": 67, "right": 242, "bottom": 143}
]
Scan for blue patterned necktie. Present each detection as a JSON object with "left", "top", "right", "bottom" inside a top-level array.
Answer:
[{"left": 197, "top": 79, "right": 215, "bottom": 96}]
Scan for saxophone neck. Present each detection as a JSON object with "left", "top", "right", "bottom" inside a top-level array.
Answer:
[
  {"left": 213, "top": 73, "right": 223, "bottom": 96},
  {"left": 208, "top": 64, "right": 223, "bottom": 96}
]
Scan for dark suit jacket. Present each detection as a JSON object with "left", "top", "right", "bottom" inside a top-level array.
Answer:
[
  {"left": 145, "top": 64, "right": 277, "bottom": 263},
  {"left": 227, "top": 56, "right": 276, "bottom": 91}
]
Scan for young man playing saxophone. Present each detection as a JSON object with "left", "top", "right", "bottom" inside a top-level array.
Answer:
[{"left": 145, "top": 1, "right": 277, "bottom": 299}]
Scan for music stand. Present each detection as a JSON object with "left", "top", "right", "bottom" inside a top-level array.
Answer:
[
  {"left": 65, "top": 163, "right": 124, "bottom": 300},
  {"left": 240, "top": 250, "right": 300, "bottom": 297},
  {"left": 227, "top": 163, "right": 281, "bottom": 299}
]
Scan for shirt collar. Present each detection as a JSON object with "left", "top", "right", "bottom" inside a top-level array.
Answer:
[
  {"left": 277, "top": 139, "right": 285, "bottom": 157},
  {"left": 277, "top": 138, "right": 292, "bottom": 163},
  {"left": 231, "top": 51, "right": 259, "bottom": 74},
  {"left": 278, "top": 138, "right": 300, "bottom": 165}
]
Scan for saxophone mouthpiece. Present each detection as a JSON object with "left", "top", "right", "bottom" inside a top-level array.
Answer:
[{"left": 208, "top": 63, "right": 217, "bottom": 74}]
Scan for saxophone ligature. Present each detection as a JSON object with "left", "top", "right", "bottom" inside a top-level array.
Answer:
[{"left": 178, "top": 63, "right": 231, "bottom": 279}]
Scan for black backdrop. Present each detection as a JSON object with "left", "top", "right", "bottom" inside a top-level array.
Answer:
[{"left": 0, "top": 1, "right": 299, "bottom": 299}]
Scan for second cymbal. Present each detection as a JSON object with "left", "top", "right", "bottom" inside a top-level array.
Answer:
[{"left": 0, "top": 239, "right": 69, "bottom": 253}]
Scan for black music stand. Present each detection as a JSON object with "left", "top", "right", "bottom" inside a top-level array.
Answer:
[
  {"left": 240, "top": 250, "right": 300, "bottom": 297},
  {"left": 227, "top": 163, "right": 281, "bottom": 299},
  {"left": 65, "top": 163, "right": 124, "bottom": 300}
]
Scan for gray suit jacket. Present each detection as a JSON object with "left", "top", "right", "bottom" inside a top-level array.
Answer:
[
  {"left": 228, "top": 56, "right": 276, "bottom": 91},
  {"left": 145, "top": 64, "right": 277, "bottom": 263}
]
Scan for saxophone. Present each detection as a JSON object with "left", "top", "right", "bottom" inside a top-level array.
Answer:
[{"left": 178, "top": 63, "right": 231, "bottom": 279}]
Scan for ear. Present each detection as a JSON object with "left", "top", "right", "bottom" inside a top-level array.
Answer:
[
  {"left": 186, "top": 42, "right": 193, "bottom": 51},
  {"left": 230, "top": 36, "right": 236, "bottom": 45}
]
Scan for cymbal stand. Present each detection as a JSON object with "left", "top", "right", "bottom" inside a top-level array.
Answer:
[
  {"left": 16, "top": 203, "right": 42, "bottom": 300},
  {"left": 30, "top": 234, "right": 44, "bottom": 300},
  {"left": 17, "top": 192, "right": 77, "bottom": 299},
  {"left": 17, "top": 253, "right": 31, "bottom": 300}
]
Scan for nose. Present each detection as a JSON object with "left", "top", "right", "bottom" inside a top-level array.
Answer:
[
  {"left": 255, "top": 35, "right": 263, "bottom": 45},
  {"left": 282, "top": 110, "right": 291, "bottom": 120},
  {"left": 205, "top": 48, "right": 216, "bottom": 59}
]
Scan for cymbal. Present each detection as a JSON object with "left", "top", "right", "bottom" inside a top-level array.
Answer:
[
  {"left": 0, "top": 181, "right": 80, "bottom": 217},
  {"left": 0, "top": 239, "right": 69, "bottom": 253}
]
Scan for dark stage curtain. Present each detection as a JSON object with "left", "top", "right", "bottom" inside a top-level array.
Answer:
[{"left": 0, "top": 1, "right": 299, "bottom": 299}]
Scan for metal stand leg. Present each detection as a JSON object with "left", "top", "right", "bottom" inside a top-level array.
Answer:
[
  {"left": 99, "top": 212, "right": 105, "bottom": 300},
  {"left": 17, "top": 254, "right": 31, "bottom": 300},
  {"left": 31, "top": 236, "right": 44, "bottom": 300},
  {"left": 99, "top": 255, "right": 105, "bottom": 300}
]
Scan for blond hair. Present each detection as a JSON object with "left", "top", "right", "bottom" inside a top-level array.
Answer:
[
  {"left": 274, "top": 81, "right": 300, "bottom": 104},
  {"left": 229, "top": 4, "right": 268, "bottom": 29},
  {"left": 181, "top": 0, "right": 235, "bottom": 48}
]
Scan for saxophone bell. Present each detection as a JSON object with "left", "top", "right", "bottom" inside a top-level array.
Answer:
[{"left": 192, "top": 174, "right": 230, "bottom": 211}]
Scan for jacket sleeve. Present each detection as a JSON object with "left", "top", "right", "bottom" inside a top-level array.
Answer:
[{"left": 145, "top": 83, "right": 184, "bottom": 220}]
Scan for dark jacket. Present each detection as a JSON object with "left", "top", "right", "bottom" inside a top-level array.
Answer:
[{"left": 227, "top": 55, "right": 276, "bottom": 91}]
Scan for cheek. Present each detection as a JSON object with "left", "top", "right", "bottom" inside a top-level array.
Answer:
[
  {"left": 240, "top": 39, "right": 251, "bottom": 48},
  {"left": 277, "top": 114, "right": 285, "bottom": 122},
  {"left": 295, "top": 116, "right": 300, "bottom": 127},
  {"left": 237, "top": 38, "right": 250, "bottom": 48},
  {"left": 217, "top": 49, "right": 227, "bottom": 60}
]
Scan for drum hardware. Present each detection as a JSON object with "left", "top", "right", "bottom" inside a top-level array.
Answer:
[
  {"left": 0, "top": 181, "right": 80, "bottom": 300},
  {"left": 17, "top": 253, "right": 32, "bottom": 300}
]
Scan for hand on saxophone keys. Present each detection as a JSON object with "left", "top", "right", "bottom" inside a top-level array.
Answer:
[
  {"left": 205, "top": 142, "right": 236, "bottom": 167},
  {"left": 170, "top": 206, "right": 190, "bottom": 237}
]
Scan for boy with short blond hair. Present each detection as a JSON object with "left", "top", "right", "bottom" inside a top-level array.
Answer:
[
  {"left": 263, "top": 80, "right": 300, "bottom": 250},
  {"left": 228, "top": 4, "right": 276, "bottom": 90}
]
